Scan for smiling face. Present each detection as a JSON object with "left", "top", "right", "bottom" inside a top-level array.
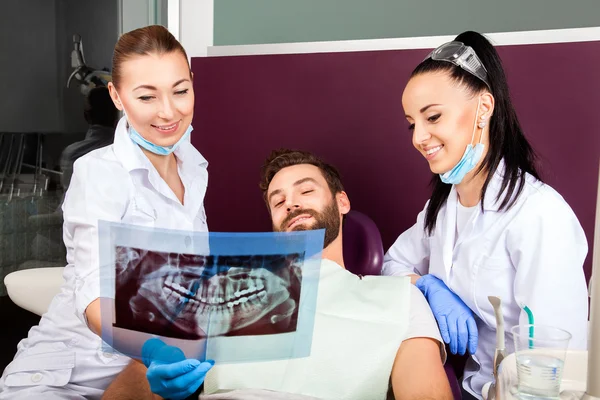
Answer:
[
  {"left": 267, "top": 164, "right": 348, "bottom": 249},
  {"left": 108, "top": 51, "right": 194, "bottom": 147},
  {"left": 402, "top": 71, "right": 491, "bottom": 175}
]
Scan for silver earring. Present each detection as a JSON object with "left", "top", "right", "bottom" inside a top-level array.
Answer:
[{"left": 478, "top": 115, "right": 487, "bottom": 129}]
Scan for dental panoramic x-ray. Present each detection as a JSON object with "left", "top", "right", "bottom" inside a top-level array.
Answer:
[
  {"left": 114, "top": 248, "right": 303, "bottom": 340},
  {"left": 98, "top": 221, "right": 324, "bottom": 363}
]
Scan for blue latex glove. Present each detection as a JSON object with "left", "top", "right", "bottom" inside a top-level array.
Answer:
[
  {"left": 142, "top": 338, "right": 214, "bottom": 400},
  {"left": 415, "top": 274, "right": 478, "bottom": 355}
]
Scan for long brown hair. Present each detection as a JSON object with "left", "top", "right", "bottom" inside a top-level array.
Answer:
[{"left": 111, "top": 25, "right": 190, "bottom": 88}]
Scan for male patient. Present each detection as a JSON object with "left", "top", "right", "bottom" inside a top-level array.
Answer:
[{"left": 103, "top": 149, "right": 451, "bottom": 400}]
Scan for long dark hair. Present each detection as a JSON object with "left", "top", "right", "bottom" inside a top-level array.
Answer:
[{"left": 411, "top": 31, "right": 541, "bottom": 235}]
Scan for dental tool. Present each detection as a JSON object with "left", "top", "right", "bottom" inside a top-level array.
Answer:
[
  {"left": 67, "top": 34, "right": 112, "bottom": 95},
  {"left": 488, "top": 295, "right": 506, "bottom": 400}
]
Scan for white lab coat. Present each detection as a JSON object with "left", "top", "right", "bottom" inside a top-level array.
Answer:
[
  {"left": 0, "top": 117, "right": 209, "bottom": 399},
  {"left": 382, "top": 162, "right": 588, "bottom": 399}
]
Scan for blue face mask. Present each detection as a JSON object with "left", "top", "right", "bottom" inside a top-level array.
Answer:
[
  {"left": 439, "top": 99, "right": 485, "bottom": 185},
  {"left": 128, "top": 121, "right": 193, "bottom": 156},
  {"left": 439, "top": 142, "right": 485, "bottom": 184}
]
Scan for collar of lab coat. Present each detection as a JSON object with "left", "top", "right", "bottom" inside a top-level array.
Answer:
[
  {"left": 441, "top": 160, "right": 508, "bottom": 274},
  {"left": 112, "top": 116, "right": 208, "bottom": 174}
]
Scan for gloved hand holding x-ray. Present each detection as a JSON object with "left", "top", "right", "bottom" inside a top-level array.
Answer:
[
  {"left": 98, "top": 221, "right": 324, "bottom": 365},
  {"left": 142, "top": 338, "right": 214, "bottom": 400}
]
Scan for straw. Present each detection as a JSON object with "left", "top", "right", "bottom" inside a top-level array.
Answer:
[{"left": 523, "top": 305, "right": 535, "bottom": 349}]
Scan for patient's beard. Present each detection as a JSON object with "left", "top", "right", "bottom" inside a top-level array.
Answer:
[{"left": 277, "top": 199, "right": 341, "bottom": 248}]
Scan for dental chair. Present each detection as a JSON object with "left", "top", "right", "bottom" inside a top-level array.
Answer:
[
  {"left": 342, "top": 210, "right": 385, "bottom": 277},
  {"left": 4, "top": 267, "right": 64, "bottom": 316},
  {"left": 2, "top": 194, "right": 66, "bottom": 316},
  {"left": 342, "top": 210, "right": 461, "bottom": 400}
]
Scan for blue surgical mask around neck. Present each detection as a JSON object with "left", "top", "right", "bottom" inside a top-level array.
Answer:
[
  {"left": 439, "top": 99, "right": 485, "bottom": 185},
  {"left": 128, "top": 122, "right": 193, "bottom": 156},
  {"left": 120, "top": 106, "right": 192, "bottom": 155}
]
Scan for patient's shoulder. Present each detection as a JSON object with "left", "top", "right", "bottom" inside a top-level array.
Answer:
[
  {"left": 408, "top": 286, "right": 431, "bottom": 314},
  {"left": 406, "top": 286, "right": 446, "bottom": 362}
]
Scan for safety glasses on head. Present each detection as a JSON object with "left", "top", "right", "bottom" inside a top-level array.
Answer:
[{"left": 425, "top": 41, "right": 491, "bottom": 89}]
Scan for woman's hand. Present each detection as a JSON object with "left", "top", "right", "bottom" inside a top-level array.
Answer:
[
  {"left": 142, "top": 338, "right": 214, "bottom": 400},
  {"left": 416, "top": 274, "right": 478, "bottom": 355}
]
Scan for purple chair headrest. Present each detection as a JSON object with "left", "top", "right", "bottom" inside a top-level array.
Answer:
[{"left": 342, "top": 210, "right": 384, "bottom": 276}]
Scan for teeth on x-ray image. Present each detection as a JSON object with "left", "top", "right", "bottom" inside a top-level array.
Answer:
[{"left": 114, "top": 248, "right": 304, "bottom": 340}]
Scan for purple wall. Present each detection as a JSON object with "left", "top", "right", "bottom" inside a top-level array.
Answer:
[{"left": 191, "top": 40, "right": 600, "bottom": 282}]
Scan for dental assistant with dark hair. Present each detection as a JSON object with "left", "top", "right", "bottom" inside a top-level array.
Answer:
[{"left": 382, "top": 31, "right": 588, "bottom": 399}]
